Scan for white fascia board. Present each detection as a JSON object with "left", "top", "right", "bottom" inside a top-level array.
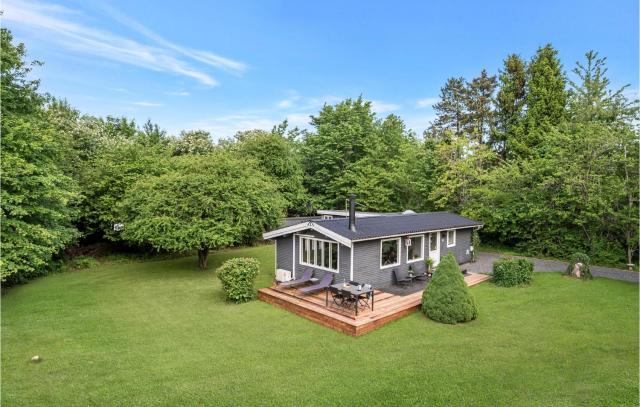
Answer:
[
  {"left": 350, "top": 224, "right": 483, "bottom": 243},
  {"left": 263, "top": 222, "right": 314, "bottom": 240},
  {"left": 312, "top": 224, "right": 352, "bottom": 248},
  {"left": 263, "top": 221, "right": 352, "bottom": 248}
]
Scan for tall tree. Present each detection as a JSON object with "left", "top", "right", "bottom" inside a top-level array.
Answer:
[
  {"left": 234, "top": 127, "right": 310, "bottom": 215},
  {"left": 429, "top": 77, "right": 468, "bottom": 140},
  {"left": 464, "top": 69, "right": 497, "bottom": 144},
  {"left": 568, "top": 50, "right": 636, "bottom": 123},
  {"left": 1, "top": 29, "right": 80, "bottom": 284},
  {"left": 525, "top": 44, "right": 568, "bottom": 127},
  {"left": 302, "top": 97, "right": 376, "bottom": 208},
  {"left": 494, "top": 54, "right": 527, "bottom": 158}
]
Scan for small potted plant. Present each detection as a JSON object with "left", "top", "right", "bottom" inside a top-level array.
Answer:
[
  {"left": 424, "top": 258, "right": 434, "bottom": 276},
  {"left": 408, "top": 265, "right": 414, "bottom": 278}
]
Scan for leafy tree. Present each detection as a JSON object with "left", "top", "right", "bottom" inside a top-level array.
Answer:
[
  {"left": 422, "top": 253, "right": 478, "bottom": 324},
  {"left": 464, "top": 69, "right": 497, "bottom": 144},
  {"left": 494, "top": 54, "right": 527, "bottom": 158},
  {"left": 233, "top": 128, "right": 310, "bottom": 215},
  {"left": 81, "top": 140, "right": 169, "bottom": 240},
  {"left": 1, "top": 29, "right": 80, "bottom": 284},
  {"left": 429, "top": 77, "right": 468, "bottom": 140},
  {"left": 302, "top": 97, "right": 377, "bottom": 208},
  {"left": 119, "top": 151, "right": 285, "bottom": 268},
  {"left": 429, "top": 136, "right": 497, "bottom": 212},
  {"left": 170, "top": 130, "right": 215, "bottom": 155},
  {"left": 568, "top": 50, "right": 637, "bottom": 124}
]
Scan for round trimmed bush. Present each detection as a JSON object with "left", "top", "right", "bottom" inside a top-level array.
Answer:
[
  {"left": 216, "top": 258, "right": 260, "bottom": 303},
  {"left": 422, "top": 253, "right": 478, "bottom": 324},
  {"left": 492, "top": 258, "right": 534, "bottom": 287},
  {"left": 564, "top": 252, "right": 593, "bottom": 280}
]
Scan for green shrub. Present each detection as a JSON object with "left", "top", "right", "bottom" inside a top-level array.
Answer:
[
  {"left": 492, "top": 258, "right": 534, "bottom": 287},
  {"left": 422, "top": 253, "right": 478, "bottom": 324},
  {"left": 216, "top": 258, "right": 260, "bottom": 303},
  {"left": 69, "top": 256, "right": 98, "bottom": 270},
  {"left": 564, "top": 252, "right": 593, "bottom": 280}
]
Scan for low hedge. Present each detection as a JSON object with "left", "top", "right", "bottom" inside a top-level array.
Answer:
[
  {"left": 564, "top": 252, "right": 593, "bottom": 280},
  {"left": 422, "top": 253, "right": 478, "bottom": 324},
  {"left": 492, "top": 258, "right": 534, "bottom": 287},
  {"left": 216, "top": 258, "right": 260, "bottom": 303}
]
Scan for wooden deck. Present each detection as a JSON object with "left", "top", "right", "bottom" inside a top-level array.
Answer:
[{"left": 258, "top": 272, "right": 492, "bottom": 336}]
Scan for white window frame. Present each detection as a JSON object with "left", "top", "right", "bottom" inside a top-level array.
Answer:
[
  {"left": 299, "top": 235, "right": 339, "bottom": 273},
  {"left": 447, "top": 230, "right": 456, "bottom": 247},
  {"left": 380, "top": 237, "right": 401, "bottom": 269},
  {"left": 405, "top": 234, "right": 425, "bottom": 263}
]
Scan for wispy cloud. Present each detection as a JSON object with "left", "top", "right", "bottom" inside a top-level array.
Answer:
[
  {"left": 416, "top": 97, "right": 439, "bottom": 108},
  {"left": 3, "top": 0, "right": 246, "bottom": 86},
  {"left": 165, "top": 91, "right": 191, "bottom": 96},
  {"left": 132, "top": 101, "right": 163, "bottom": 107},
  {"left": 371, "top": 100, "right": 400, "bottom": 114},
  {"left": 96, "top": 2, "right": 246, "bottom": 75}
]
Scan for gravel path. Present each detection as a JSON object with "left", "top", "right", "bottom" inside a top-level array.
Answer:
[{"left": 466, "top": 252, "right": 639, "bottom": 283}]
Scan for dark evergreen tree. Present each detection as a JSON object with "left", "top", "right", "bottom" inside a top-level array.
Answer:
[
  {"left": 525, "top": 44, "right": 568, "bottom": 127},
  {"left": 429, "top": 77, "right": 468, "bottom": 141},
  {"left": 494, "top": 54, "right": 527, "bottom": 158},
  {"left": 464, "top": 69, "right": 497, "bottom": 144}
]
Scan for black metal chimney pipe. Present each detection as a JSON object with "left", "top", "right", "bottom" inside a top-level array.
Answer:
[{"left": 348, "top": 194, "right": 356, "bottom": 232}]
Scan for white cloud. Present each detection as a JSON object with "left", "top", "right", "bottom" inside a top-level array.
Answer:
[
  {"left": 277, "top": 99, "right": 295, "bottom": 108},
  {"left": 416, "top": 97, "right": 439, "bottom": 108},
  {"left": 3, "top": 0, "right": 246, "bottom": 86},
  {"left": 371, "top": 100, "right": 400, "bottom": 114},
  {"left": 132, "top": 101, "right": 163, "bottom": 107},
  {"left": 165, "top": 91, "right": 191, "bottom": 96}
]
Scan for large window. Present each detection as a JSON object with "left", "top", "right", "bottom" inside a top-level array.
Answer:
[
  {"left": 406, "top": 235, "right": 424, "bottom": 263},
  {"left": 380, "top": 238, "right": 400, "bottom": 268},
  {"left": 447, "top": 230, "right": 456, "bottom": 247},
  {"left": 299, "top": 236, "right": 339, "bottom": 272}
]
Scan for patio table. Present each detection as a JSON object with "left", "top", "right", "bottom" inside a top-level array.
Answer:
[{"left": 325, "top": 283, "right": 374, "bottom": 316}]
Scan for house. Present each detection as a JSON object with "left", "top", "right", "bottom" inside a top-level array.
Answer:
[{"left": 263, "top": 196, "right": 483, "bottom": 288}]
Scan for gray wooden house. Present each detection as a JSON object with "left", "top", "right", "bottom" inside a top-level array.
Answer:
[{"left": 263, "top": 196, "right": 483, "bottom": 288}]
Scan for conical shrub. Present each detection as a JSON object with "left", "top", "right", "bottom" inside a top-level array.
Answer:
[{"left": 422, "top": 253, "right": 478, "bottom": 324}]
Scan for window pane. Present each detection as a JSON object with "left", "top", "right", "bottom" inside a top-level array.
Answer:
[
  {"left": 302, "top": 238, "right": 308, "bottom": 263},
  {"left": 408, "top": 236, "right": 422, "bottom": 260},
  {"left": 381, "top": 239, "right": 398, "bottom": 266},
  {"left": 448, "top": 231, "right": 454, "bottom": 245},
  {"left": 323, "top": 242, "right": 330, "bottom": 268},
  {"left": 331, "top": 244, "right": 338, "bottom": 270},
  {"left": 310, "top": 240, "right": 316, "bottom": 265},
  {"left": 430, "top": 234, "right": 437, "bottom": 251}
]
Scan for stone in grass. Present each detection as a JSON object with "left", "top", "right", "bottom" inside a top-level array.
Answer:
[{"left": 31, "top": 355, "right": 42, "bottom": 363}]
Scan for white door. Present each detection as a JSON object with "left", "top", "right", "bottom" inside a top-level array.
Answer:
[{"left": 429, "top": 232, "right": 440, "bottom": 266}]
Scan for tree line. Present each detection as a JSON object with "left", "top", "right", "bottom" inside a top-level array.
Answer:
[{"left": 2, "top": 28, "right": 638, "bottom": 284}]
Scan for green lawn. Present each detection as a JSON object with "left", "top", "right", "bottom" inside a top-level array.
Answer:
[{"left": 2, "top": 245, "right": 638, "bottom": 406}]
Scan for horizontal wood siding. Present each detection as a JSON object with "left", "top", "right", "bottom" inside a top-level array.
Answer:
[
  {"left": 275, "top": 235, "right": 293, "bottom": 272},
  {"left": 352, "top": 228, "right": 473, "bottom": 288},
  {"left": 440, "top": 228, "right": 472, "bottom": 264}
]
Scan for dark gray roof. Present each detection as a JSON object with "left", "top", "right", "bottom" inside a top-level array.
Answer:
[{"left": 315, "top": 212, "right": 482, "bottom": 241}]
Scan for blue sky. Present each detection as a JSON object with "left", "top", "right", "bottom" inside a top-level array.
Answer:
[{"left": 4, "top": 0, "right": 638, "bottom": 139}]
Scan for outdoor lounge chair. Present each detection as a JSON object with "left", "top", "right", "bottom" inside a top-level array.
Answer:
[
  {"left": 299, "top": 273, "right": 333, "bottom": 295},
  {"left": 412, "top": 263, "right": 429, "bottom": 281},
  {"left": 279, "top": 269, "right": 313, "bottom": 288},
  {"left": 393, "top": 268, "right": 412, "bottom": 287}
]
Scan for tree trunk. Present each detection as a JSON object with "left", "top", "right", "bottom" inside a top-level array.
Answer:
[{"left": 198, "top": 248, "right": 209, "bottom": 270}]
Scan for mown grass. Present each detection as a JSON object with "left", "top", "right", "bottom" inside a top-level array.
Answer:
[{"left": 2, "top": 245, "right": 638, "bottom": 406}]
